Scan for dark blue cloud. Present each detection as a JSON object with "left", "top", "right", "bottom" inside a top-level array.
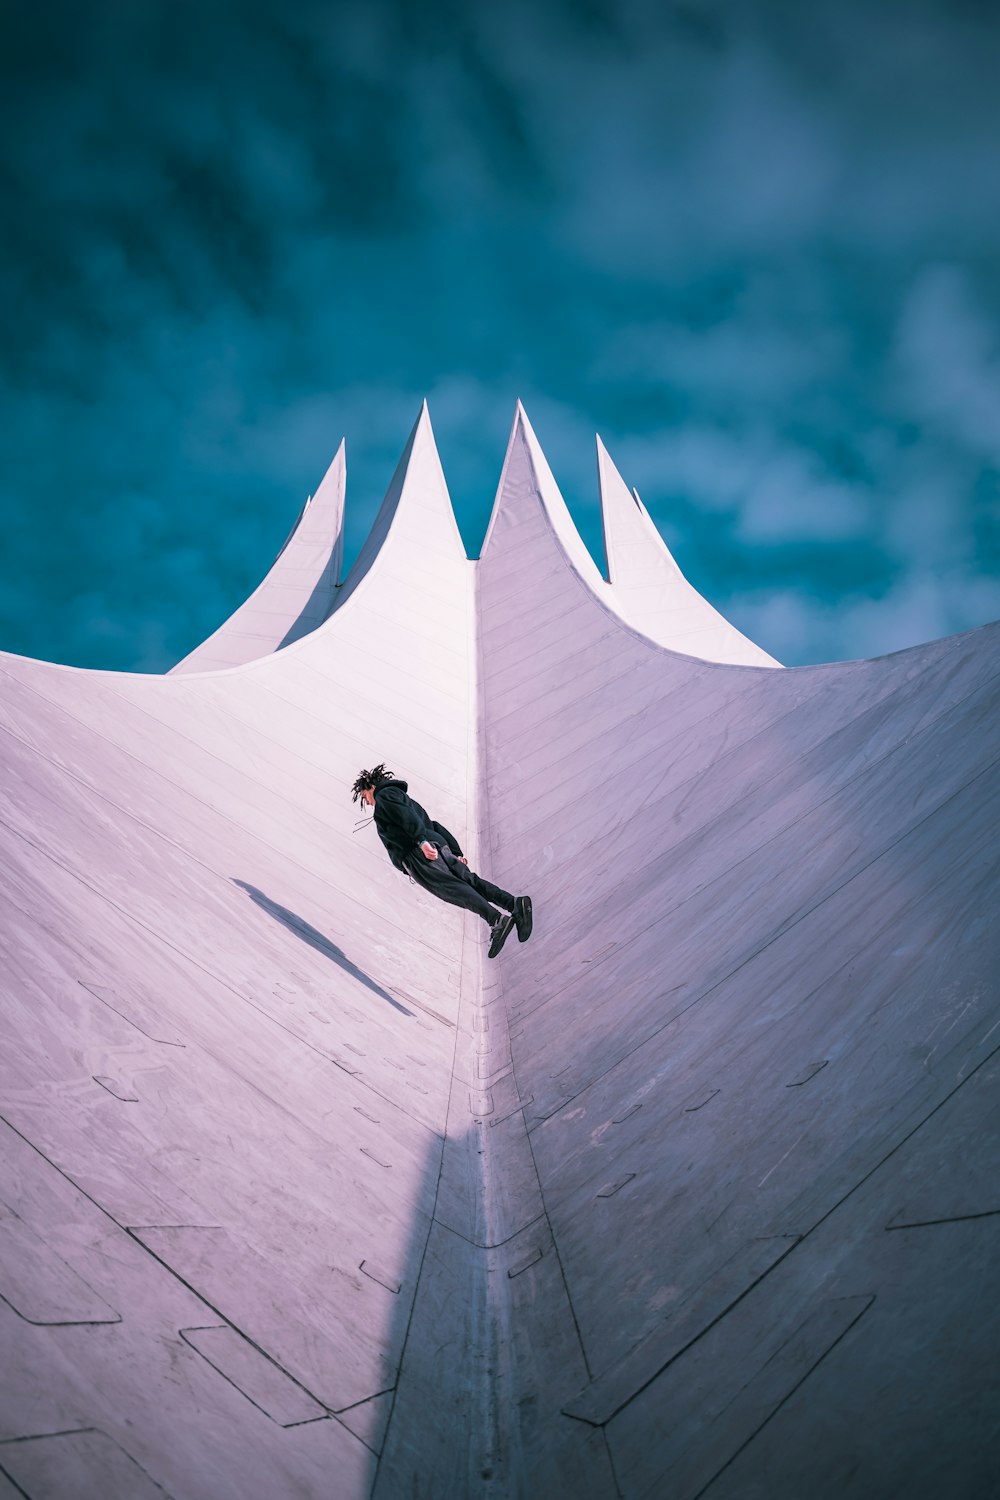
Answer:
[{"left": 1, "top": 0, "right": 999, "bottom": 669}]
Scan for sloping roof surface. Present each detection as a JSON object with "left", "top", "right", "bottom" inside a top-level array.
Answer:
[{"left": 0, "top": 405, "right": 997, "bottom": 1500}]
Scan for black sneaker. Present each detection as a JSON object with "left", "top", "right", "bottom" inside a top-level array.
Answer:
[
  {"left": 488, "top": 912, "right": 515, "bottom": 959},
  {"left": 513, "top": 895, "right": 533, "bottom": 943}
]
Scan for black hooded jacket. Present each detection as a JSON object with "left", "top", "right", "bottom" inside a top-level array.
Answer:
[{"left": 372, "top": 779, "right": 463, "bottom": 872}]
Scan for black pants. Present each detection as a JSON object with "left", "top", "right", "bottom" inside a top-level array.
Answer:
[{"left": 404, "top": 840, "right": 514, "bottom": 926}]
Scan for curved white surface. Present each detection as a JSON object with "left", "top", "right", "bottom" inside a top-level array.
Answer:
[
  {"left": 0, "top": 401, "right": 997, "bottom": 1500},
  {"left": 0, "top": 406, "right": 474, "bottom": 1500},
  {"left": 171, "top": 440, "right": 347, "bottom": 673},
  {"left": 598, "top": 435, "right": 781, "bottom": 666},
  {"left": 481, "top": 401, "right": 605, "bottom": 593}
]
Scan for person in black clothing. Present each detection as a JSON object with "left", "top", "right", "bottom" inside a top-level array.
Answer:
[{"left": 351, "top": 764, "right": 532, "bottom": 959}]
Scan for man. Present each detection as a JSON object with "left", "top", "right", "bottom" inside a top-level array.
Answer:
[{"left": 351, "top": 764, "right": 532, "bottom": 959}]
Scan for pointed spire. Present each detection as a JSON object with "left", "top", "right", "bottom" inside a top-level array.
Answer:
[
  {"left": 598, "top": 435, "right": 683, "bottom": 587},
  {"left": 596, "top": 435, "right": 781, "bottom": 668},
  {"left": 480, "top": 402, "right": 603, "bottom": 590},
  {"left": 336, "top": 401, "right": 466, "bottom": 610},
  {"left": 170, "top": 438, "right": 347, "bottom": 673},
  {"left": 310, "top": 438, "right": 347, "bottom": 588}
]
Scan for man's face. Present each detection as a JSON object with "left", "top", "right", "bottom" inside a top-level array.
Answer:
[{"left": 360, "top": 786, "right": 375, "bottom": 808}]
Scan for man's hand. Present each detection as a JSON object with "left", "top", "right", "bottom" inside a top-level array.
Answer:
[
  {"left": 420, "top": 840, "right": 439, "bottom": 860},
  {"left": 457, "top": 856, "right": 468, "bottom": 865}
]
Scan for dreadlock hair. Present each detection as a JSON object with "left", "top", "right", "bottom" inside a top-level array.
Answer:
[{"left": 351, "top": 764, "right": 394, "bottom": 803}]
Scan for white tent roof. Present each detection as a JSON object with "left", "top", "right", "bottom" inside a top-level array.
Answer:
[{"left": 1, "top": 403, "right": 997, "bottom": 1499}]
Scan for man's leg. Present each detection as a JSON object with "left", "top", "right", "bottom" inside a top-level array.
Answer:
[
  {"left": 468, "top": 870, "right": 515, "bottom": 911},
  {"left": 407, "top": 846, "right": 518, "bottom": 957},
  {"left": 467, "top": 864, "right": 531, "bottom": 942},
  {"left": 438, "top": 850, "right": 518, "bottom": 956},
  {"left": 408, "top": 847, "right": 499, "bottom": 926}
]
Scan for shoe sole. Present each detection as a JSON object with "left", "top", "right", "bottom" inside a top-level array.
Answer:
[{"left": 515, "top": 897, "right": 533, "bottom": 942}]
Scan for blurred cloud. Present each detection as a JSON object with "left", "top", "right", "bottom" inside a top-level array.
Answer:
[
  {"left": 895, "top": 266, "right": 1000, "bottom": 464},
  {"left": 736, "top": 567, "right": 1000, "bottom": 668},
  {"left": 0, "top": 0, "right": 998, "bottom": 669}
]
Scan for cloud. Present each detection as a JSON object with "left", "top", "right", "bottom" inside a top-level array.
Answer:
[
  {"left": 736, "top": 451, "right": 872, "bottom": 545},
  {"left": 0, "top": 0, "right": 999, "bottom": 670},
  {"left": 602, "top": 313, "right": 839, "bottom": 408},
  {"left": 732, "top": 566, "right": 1000, "bottom": 668},
  {"left": 895, "top": 265, "right": 1000, "bottom": 465}
]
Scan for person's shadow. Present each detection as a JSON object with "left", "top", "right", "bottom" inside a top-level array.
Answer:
[{"left": 232, "top": 880, "right": 413, "bottom": 1017}]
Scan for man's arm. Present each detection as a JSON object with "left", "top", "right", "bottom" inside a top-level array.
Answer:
[
  {"left": 430, "top": 820, "right": 463, "bottom": 857},
  {"left": 374, "top": 788, "right": 419, "bottom": 869},
  {"left": 376, "top": 786, "right": 441, "bottom": 866},
  {"left": 377, "top": 786, "right": 427, "bottom": 843}
]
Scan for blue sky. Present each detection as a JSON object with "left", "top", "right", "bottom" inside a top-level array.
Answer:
[{"left": 2, "top": 0, "right": 1000, "bottom": 670}]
